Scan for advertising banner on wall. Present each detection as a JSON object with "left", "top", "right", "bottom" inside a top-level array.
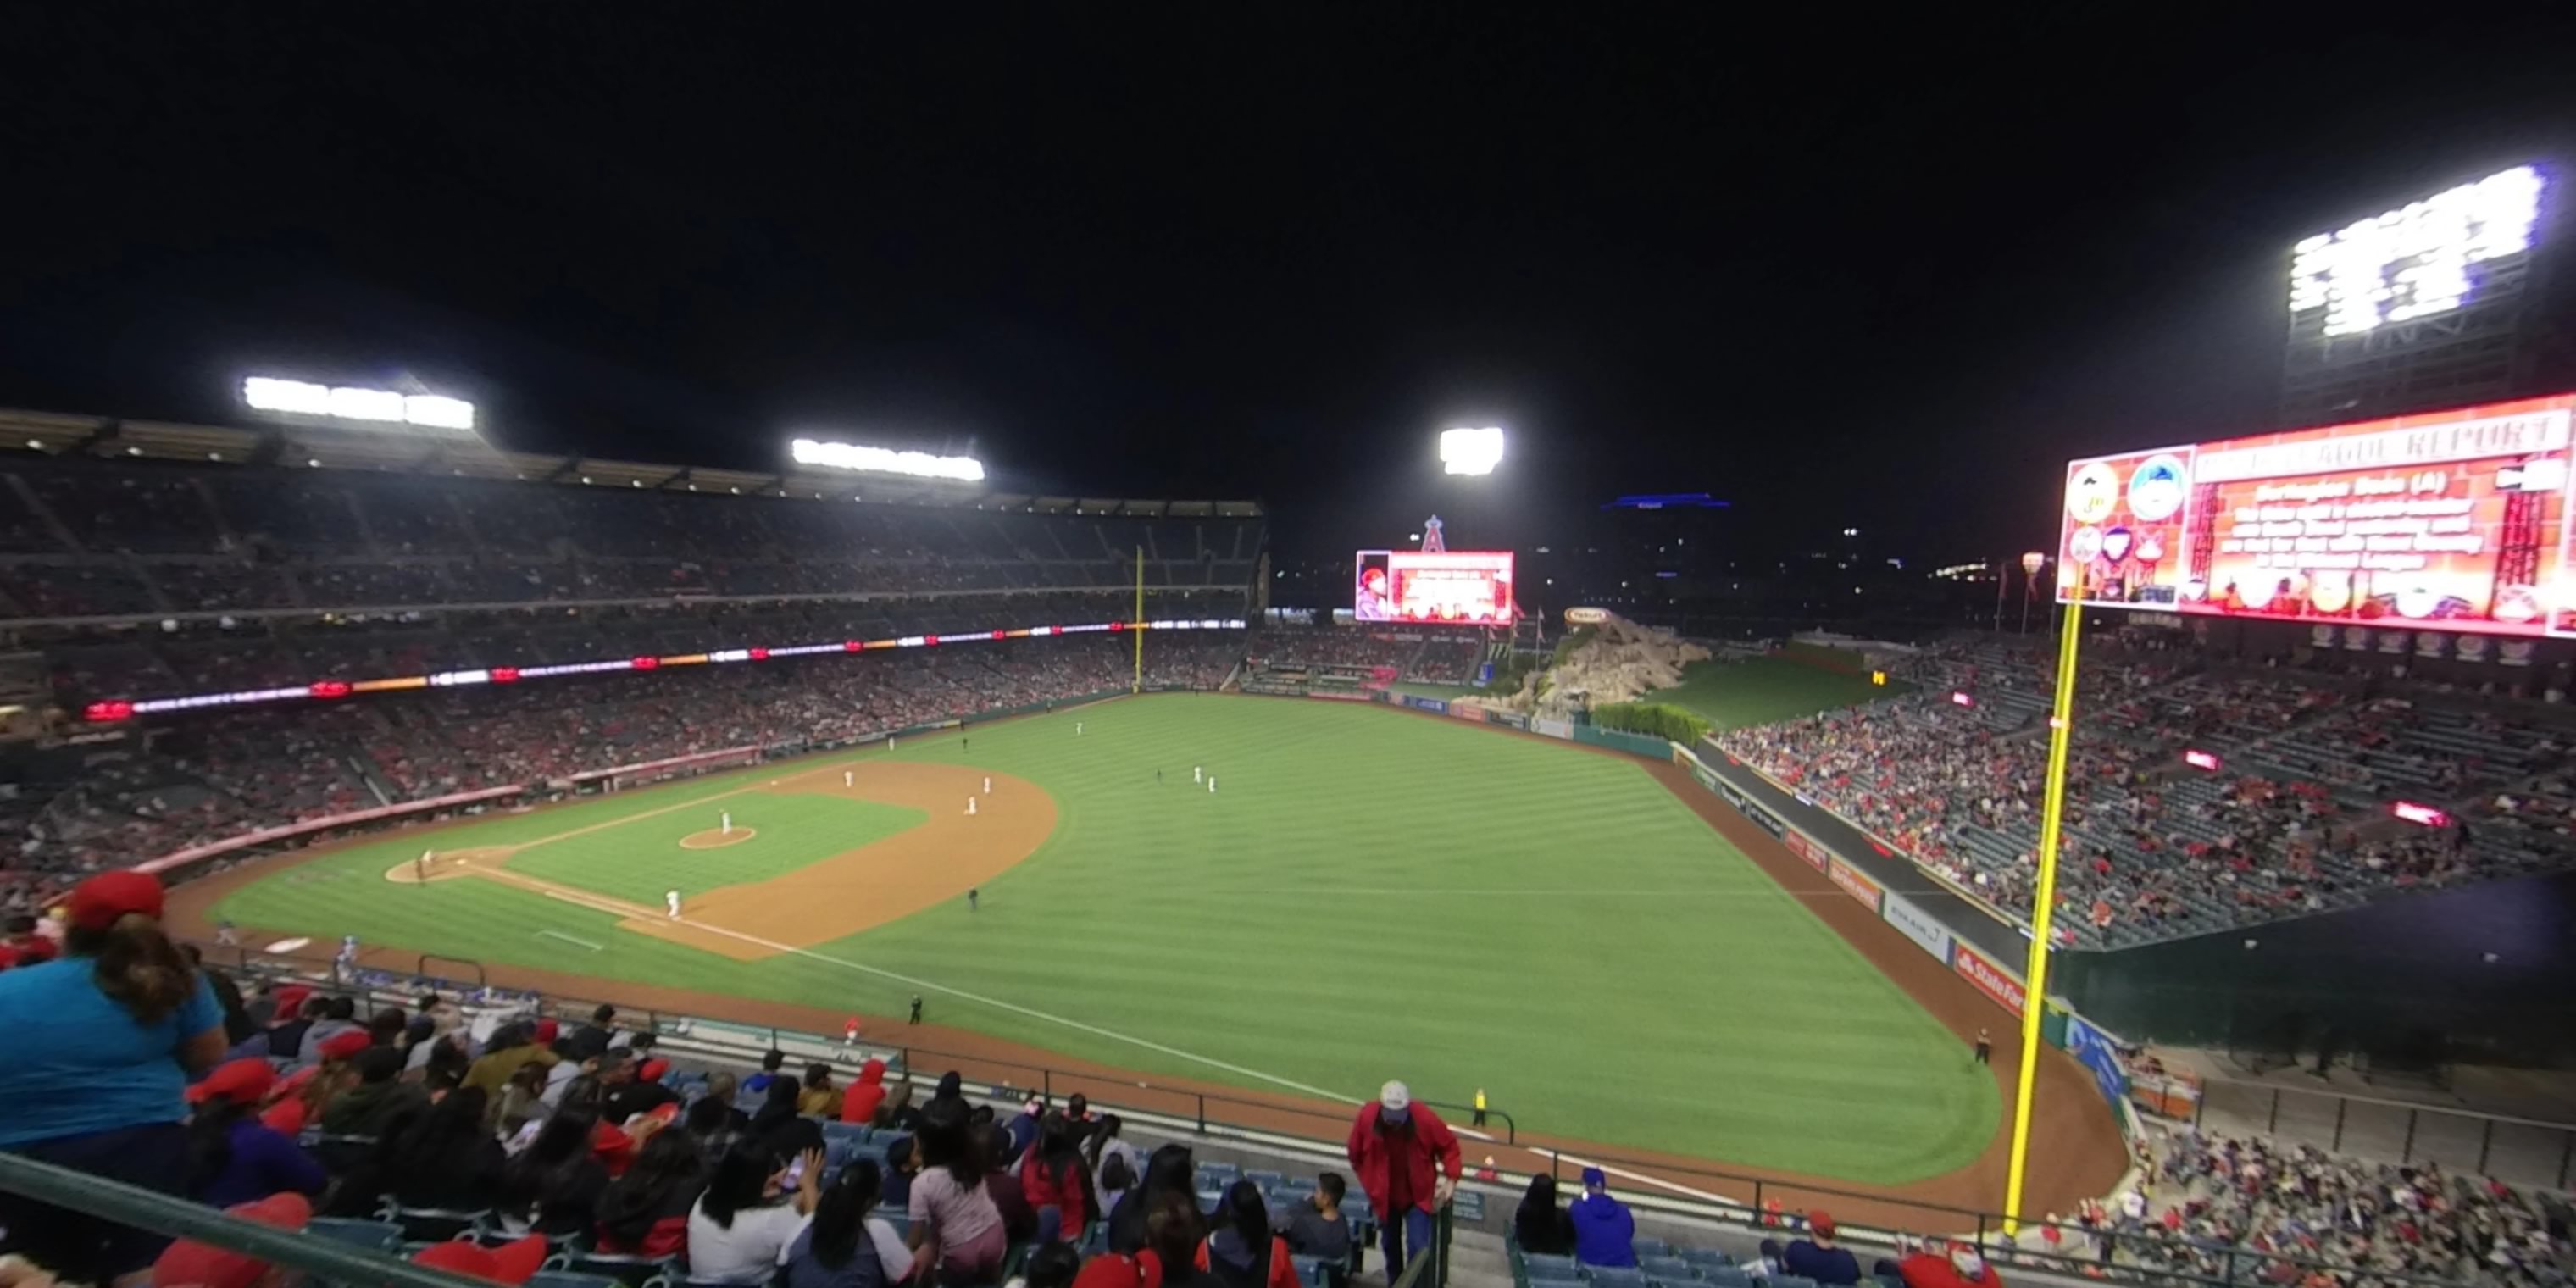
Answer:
[
  {"left": 1879, "top": 891, "right": 1955, "bottom": 962},
  {"left": 1779, "top": 828, "right": 1827, "bottom": 868},
  {"left": 1531, "top": 717, "right": 1574, "bottom": 740},
  {"left": 1488, "top": 710, "right": 1529, "bottom": 730},
  {"left": 1827, "top": 857, "right": 1885, "bottom": 913},
  {"left": 1952, "top": 941, "right": 2029, "bottom": 1017},
  {"left": 1402, "top": 695, "right": 1448, "bottom": 713},
  {"left": 2062, "top": 1013, "right": 2130, "bottom": 1112}
]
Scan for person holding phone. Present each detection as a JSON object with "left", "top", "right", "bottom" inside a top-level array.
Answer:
[{"left": 689, "top": 1142, "right": 826, "bottom": 1284}]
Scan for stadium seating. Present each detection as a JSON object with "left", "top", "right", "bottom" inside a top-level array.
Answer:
[
  {"left": 0, "top": 459, "right": 1263, "bottom": 625},
  {"left": 1720, "top": 636, "right": 2576, "bottom": 947}
]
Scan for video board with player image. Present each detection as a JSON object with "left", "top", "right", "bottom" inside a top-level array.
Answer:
[
  {"left": 2057, "top": 392, "right": 2576, "bottom": 636},
  {"left": 1352, "top": 550, "right": 1515, "bottom": 625}
]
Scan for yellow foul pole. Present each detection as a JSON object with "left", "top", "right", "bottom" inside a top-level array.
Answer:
[
  {"left": 2001, "top": 597, "right": 2081, "bottom": 1234},
  {"left": 1132, "top": 545, "right": 1144, "bottom": 694}
]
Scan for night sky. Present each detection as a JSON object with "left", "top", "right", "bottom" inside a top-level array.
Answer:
[{"left": 8, "top": 8, "right": 2574, "bottom": 566}]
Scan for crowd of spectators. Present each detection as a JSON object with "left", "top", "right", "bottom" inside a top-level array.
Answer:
[
  {"left": 1248, "top": 630, "right": 1488, "bottom": 681},
  {"left": 1718, "top": 638, "right": 2576, "bottom": 947},
  {"left": 0, "top": 459, "right": 1265, "bottom": 624},
  {"left": 2107, "top": 1126, "right": 2574, "bottom": 1286},
  {"left": 4, "top": 635, "right": 1247, "bottom": 908},
  {"left": 0, "top": 881, "right": 1369, "bottom": 1287}
]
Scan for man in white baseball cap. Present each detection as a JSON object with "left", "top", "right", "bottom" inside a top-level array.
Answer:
[{"left": 1345, "top": 1080, "right": 1463, "bottom": 1280}]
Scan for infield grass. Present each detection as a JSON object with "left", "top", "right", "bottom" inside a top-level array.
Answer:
[{"left": 216, "top": 694, "right": 1995, "bottom": 1183}]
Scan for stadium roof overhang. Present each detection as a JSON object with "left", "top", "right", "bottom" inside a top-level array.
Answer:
[{"left": 0, "top": 408, "right": 1262, "bottom": 515}]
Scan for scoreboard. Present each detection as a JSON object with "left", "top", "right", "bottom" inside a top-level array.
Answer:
[{"left": 2058, "top": 393, "right": 2576, "bottom": 636}]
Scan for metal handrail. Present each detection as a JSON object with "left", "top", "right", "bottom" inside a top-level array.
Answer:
[{"left": 0, "top": 1152, "right": 482, "bottom": 1288}]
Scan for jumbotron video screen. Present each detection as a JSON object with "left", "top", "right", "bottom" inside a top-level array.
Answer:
[
  {"left": 1353, "top": 550, "right": 1515, "bottom": 625},
  {"left": 2057, "top": 392, "right": 2576, "bottom": 636}
]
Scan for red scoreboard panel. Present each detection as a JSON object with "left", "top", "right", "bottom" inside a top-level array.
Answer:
[
  {"left": 2057, "top": 392, "right": 2576, "bottom": 636},
  {"left": 1353, "top": 550, "right": 1515, "bottom": 625}
]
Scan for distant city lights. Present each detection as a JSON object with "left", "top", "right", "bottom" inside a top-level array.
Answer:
[
  {"left": 1441, "top": 427, "right": 1505, "bottom": 475},
  {"left": 242, "top": 377, "right": 476, "bottom": 433},
  {"left": 790, "top": 437, "right": 985, "bottom": 482},
  {"left": 2290, "top": 164, "right": 2545, "bottom": 337}
]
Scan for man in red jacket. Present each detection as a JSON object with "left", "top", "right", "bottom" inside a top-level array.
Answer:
[{"left": 1345, "top": 1080, "right": 1461, "bottom": 1280}]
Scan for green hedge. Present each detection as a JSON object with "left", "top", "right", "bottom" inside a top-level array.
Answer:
[{"left": 1590, "top": 701, "right": 1711, "bottom": 744}]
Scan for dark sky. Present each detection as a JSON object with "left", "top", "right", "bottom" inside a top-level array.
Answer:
[{"left": 8, "top": 8, "right": 2575, "bottom": 565}]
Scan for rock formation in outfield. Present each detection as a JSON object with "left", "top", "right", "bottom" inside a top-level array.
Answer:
[{"left": 1467, "top": 613, "right": 1710, "bottom": 719}]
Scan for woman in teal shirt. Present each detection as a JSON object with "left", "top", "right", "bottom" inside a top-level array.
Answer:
[{"left": 0, "top": 871, "right": 227, "bottom": 1285}]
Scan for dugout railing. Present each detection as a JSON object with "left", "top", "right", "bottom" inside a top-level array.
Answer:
[{"left": 188, "top": 942, "right": 2513, "bottom": 1288}]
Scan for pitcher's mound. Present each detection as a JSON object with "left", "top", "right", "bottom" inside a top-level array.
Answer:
[{"left": 680, "top": 827, "right": 758, "bottom": 850}]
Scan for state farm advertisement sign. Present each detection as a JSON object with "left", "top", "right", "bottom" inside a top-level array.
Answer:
[
  {"left": 1952, "top": 941, "right": 2028, "bottom": 1018},
  {"left": 1781, "top": 830, "right": 1829, "bottom": 871}
]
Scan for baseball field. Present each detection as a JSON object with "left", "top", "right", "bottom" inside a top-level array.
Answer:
[{"left": 196, "top": 693, "right": 2002, "bottom": 1190}]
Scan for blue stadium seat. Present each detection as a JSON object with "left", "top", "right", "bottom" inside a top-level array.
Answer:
[
  {"left": 379, "top": 1202, "right": 490, "bottom": 1243},
  {"left": 307, "top": 1218, "right": 401, "bottom": 1252},
  {"left": 1631, "top": 1238, "right": 1669, "bottom": 1259},
  {"left": 1585, "top": 1267, "right": 1646, "bottom": 1288},
  {"left": 564, "top": 1252, "right": 674, "bottom": 1286},
  {"left": 1673, "top": 1249, "right": 1731, "bottom": 1270},
  {"left": 1524, "top": 1253, "right": 1578, "bottom": 1280},
  {"left": 1697, "top": 1269, "right": 1750, "bottom": 1288},
  {"left": 1769, "top": 1276, "right": 1818, "bottom": 1288},
  {"left": 1244, "top": 1169, "right": 1286, "bottom": 1188},
  {"left": 1640, "top": 1257, "right": 1696, "bottom": 1283}
]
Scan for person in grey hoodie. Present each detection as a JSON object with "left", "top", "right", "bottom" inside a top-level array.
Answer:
[{"left": 294, "top": 996, "right": 364, "bottom": 1066}]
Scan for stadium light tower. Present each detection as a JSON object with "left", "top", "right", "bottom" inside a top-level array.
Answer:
[{"left": 1440, "top": 426, "right": 1504, "bottom": 475}]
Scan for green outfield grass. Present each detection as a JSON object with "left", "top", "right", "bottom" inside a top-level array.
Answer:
[
  {"left": 1649, "top": 656, "right": 1912, "bottom": 730},
  {"left": 215, "top": 694, "right": 1994, "bottom": 1182}
]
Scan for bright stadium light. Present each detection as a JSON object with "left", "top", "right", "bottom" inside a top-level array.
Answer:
[
  {"left": 2289, "top": 164, "right": 2546, "bottom": 336},
  {"left": 1441, "top": 426, "right": 1505, "bottom": 475},
  {"left": 242, "top": 377, "right": 478, "bottom": 435},
  {"left": 790, "top": 437, "right": 985, "bottom": 482}
]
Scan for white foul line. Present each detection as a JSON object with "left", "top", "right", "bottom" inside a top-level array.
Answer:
[
  {"left": 655, "top": 913, "right": 1352, "bottom": 1104},
  {"left": 536, "top": 929, "right": 604, "bottom": 952}
]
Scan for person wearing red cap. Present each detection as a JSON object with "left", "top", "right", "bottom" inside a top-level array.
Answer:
[
  {"left": 1890, "top": 1238, "right": 2003, "bottom": 1288},
  {"left": 1, "top": 913, "right": 55, "bottom": 968},
  {"left": 1343, "top": 1081, "right": 1461, "bottom": 1280},
  {"left": 1766, "top": 1210, "right": 1862, "bottom": 1285},
  {"left": 0, "top": 870, "right": 226, "bottom": 1285},
  {"left": 150, "top": 1191, "right": 314, "bottom": 1288},
  {"left": 185, "top": 1058, "right": 328, "bottom": 1208}
]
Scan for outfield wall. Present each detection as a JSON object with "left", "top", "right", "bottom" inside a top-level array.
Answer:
[
  {"left": 1688, "top": 737, "right": 2576, "bottom": 1070},
  {"left": 1663, "top": 742, "right": 2147, "bottom": 1157}
]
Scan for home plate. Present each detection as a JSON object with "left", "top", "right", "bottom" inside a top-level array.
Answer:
[{"left": 266, "top": 936, "right": 312, "bottom": 953}]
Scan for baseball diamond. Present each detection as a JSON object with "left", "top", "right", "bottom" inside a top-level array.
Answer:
[{"left": 171, "top": 691, "right": 2128, "bottom": 1214}]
